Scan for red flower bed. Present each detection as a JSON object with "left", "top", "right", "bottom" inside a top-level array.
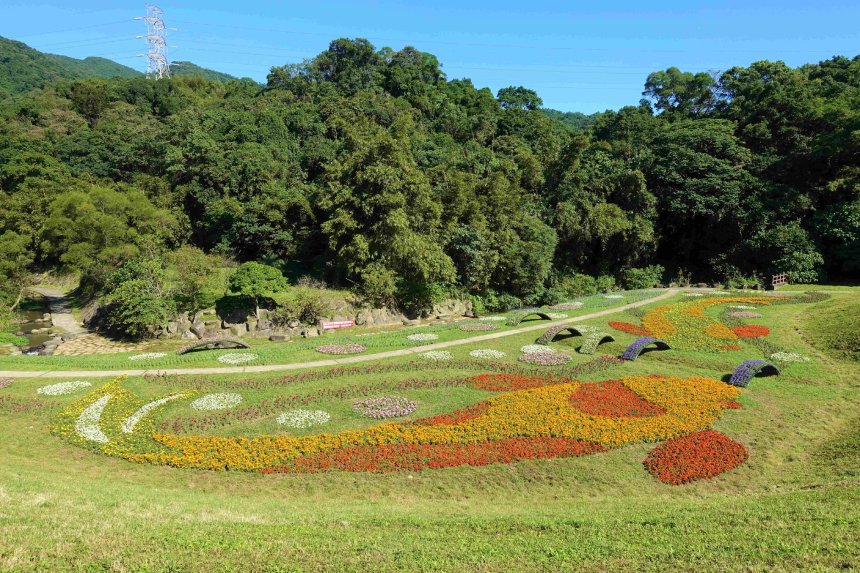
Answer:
[
  {"left": 569, "top": 380, "right": 666, "bottom": 418},
  {"left": 722, "top": 399, "right": 743, "bottom": 410},
  {"left": 411, "top": 402, "right": 490, "bottom": 426},
  {"left": 731, "top": 325, "right": 770, "bottom": 338},
  {"left": 722, "top": 344, "right": 742, "bottom": 351},
  {"left": 643, "top": 429, "right": 748, "bottom": 485},
  {"left": 608, "top": 321, "right": 651, "bottom": 336},
  {"left": 466, "top": 373, "right": 572, "bottom": 392},
  {"left": 261, "top": 437, "right": 606, "bottom": 473}
]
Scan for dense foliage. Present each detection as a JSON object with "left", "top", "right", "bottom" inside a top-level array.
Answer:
[{"left": 1, "top": 37, "right": 858, "bottom": 334}]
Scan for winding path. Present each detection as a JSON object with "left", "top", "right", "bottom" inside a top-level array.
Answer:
[
  {"left": 28, "top": 287, "right": 88, "bottom": 336},
  {"left": 1, "top": 289, "right": 678, "bottom": 379}
]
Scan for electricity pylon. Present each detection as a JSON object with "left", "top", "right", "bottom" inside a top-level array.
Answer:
[{"left": 135, "top": 4, "right": 170, "bottom": 79}]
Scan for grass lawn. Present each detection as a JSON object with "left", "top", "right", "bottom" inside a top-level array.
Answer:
[{"left": 0, "top": 289, "right": 858, "bottom": 571}]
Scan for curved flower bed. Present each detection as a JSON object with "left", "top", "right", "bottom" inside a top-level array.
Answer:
[
  {"left": 407, "top": 333, "right": 439, "bottom": 342},
  {"left": 314, "top": 344, "right": 366, "bottom": 355},
  {"left": 769, "top": 351, "right": 810, "bottom": 363},
  {"left": 478, "top": 316, "right": 507, "bottom": 322},
  {"left": 608, "top": 321, "right": 650, "bottom": 336},
  {"left": 217, "top": 353, "right": 258, "bottom": 365},
  {"left": 459, "top": 322, "right": 499, "bottom": 332},
  {"left": 37, "top": 381, "right": 92, "bottom": 396},
  {"left": 412, "top": 402, "right": 490, "bottom": 426},
  {"left": 506, "top": 311, "right": 554, "bottom": 327},
  {"left": 731, "top": 325, "right": 770, "bottom": 338},
  {"left": 570, "top": 380, "right": 666, "bottom": 418},
  {"left": 469, "top": 349, "right": 506, "bottom": 359},
  {"left": 620, "top": 337, "right": 670, "bottom": 361},
  {"left": 728, "top": 360, "right": 780, "bottom": 387},
  {"left": 352, "top": 396, "right": 417, "bottom": 419},
  {"left": 604, "top": 294, "right": 624, "bottom": 299},
  {"left": 190, "top": 393, "right": 243, "bottom": 411},
  {"left": 277, "top": 409, "right": 331, "bottom": 428},
  {"left": 643, "top": 429, "right": 748, "bottom": 485},
  {"left": 578, "top": 332, "right": 615, "bottom": 355},
  {"left": 75, "top": 395, "right": 111, "bottom": 443},
  {"left": 420, "top": 351, "right": 453, "bottom": 362},
  {"left": 518, "top": 352, "right": 571, "bottom": 366},
  {"left": 520, "top": 344, "right": 555, "bottom": 354},
  {"left": 129, "top": 352, "right": 167, "bottom": 361}
]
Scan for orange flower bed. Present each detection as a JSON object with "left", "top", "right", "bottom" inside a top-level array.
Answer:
[
  {"left": 261, "top": 437, "right": 606, "bottom": 473},
  {"left": 569, "top": 380, "right": 666, "bottom": 418},
  {"left": 731, "top": 325, "right": 770, "bottom": 338},
  {"left": 643, "top": 429, "right": 748, "bottom": 485},
  {"left": 466, "top": 373, "right": 572, "bottom": 391},
  {"left": 608, "top": 321, "right": 651, "bottom": 336},
  {"left": 412, "top": 402, "right": 490, "bottom": 426}
]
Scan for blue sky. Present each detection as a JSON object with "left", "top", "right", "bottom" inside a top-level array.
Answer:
[{"left": 3, "top": 1, "right": 858, "bottom": 113}]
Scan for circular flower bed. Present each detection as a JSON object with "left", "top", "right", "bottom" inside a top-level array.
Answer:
[
  {"left": 478, "top": 316, "right": 507, "bottom": 322},
  {"left": 643, "top": 429, "right": 748, "bottom": 485},
  {"left": 469, "top": 349, "right": 506, "bottom": 359},
  {"left": 420, "top": 350, "right": 452, "bottom": 362},
  {"left": 520, "top": 344, "right": 555, "bottom": 354},
  {"left": 550, "top": 303, "right": 583, "bottom": 311},
  {"left": 190, "top": 393, "right": 243, "bottom": 411},
  {"left": 731, "top": 325, "right": 770, "bottom": 338},
  {"left": 518, "top": 352, "right": 571, "bottom": 366},
  {"left": 352, "top": 396, "right": 417, "bottom": 419},
  {"left": 129, "top": 352, "right": 167, "bottom": 361},
  {"left": 217, "top": 353, "right": 258, "bottom": 365},
  {"left": 407, "top": 333, "right": 439, "bottom": 342},
  {"left": 37, "top": 381, "right": 92, "bottom": 396},
  {"left": 728, "top": 311, "right": 762, "bottom": 318},
  {"left": 459, "top": 323, "right": 498, "bottom": 332},
  {"left": 277, "top": 409, "right": 331, "bottom": 428},
  {"left": 729, "top": 305, "right": 757, "bottom": 310},
  {"left": 315, "top": 343, "right": 366, "bottom": 355},
  {"left": 770, "top": 351, "right": 811, "bottom": 363}
]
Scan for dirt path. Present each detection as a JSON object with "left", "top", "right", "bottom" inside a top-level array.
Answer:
[
  {"left": 0, "top": 289, "right": 678, "bottom": 378},
  {"left": 28, "top": 287, "right": 88, "bottom": 336}
]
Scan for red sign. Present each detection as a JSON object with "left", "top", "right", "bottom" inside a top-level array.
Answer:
[{"left": 321, "top": 320, "right": 355, "bottom": 330}]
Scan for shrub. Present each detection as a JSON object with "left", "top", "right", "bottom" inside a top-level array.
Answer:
[
  {"left": 621, "top": 265, "right": 665, "bottom": 290},
  {"left": 228, "top": 262, "right": 288, "bottom": 318},
  {"left": 481, "top": 290, "right": 522, "bottom": 312},
  {"left": 102, "top": 259, "right": 173, "bottom": 340},
  {"left": 556, "top": 273, "right": 597, "bottom": 297},
  {"left": 271, "top": 287, "right": 330, "bottom": 326}
]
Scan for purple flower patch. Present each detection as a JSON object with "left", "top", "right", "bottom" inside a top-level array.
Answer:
[
  {"left": 352, "top": 396, "right": 418, "bottom": 419},
  {"left": 315, "top": 344, "right": 366, "bottom": 355},
  {"left": 518, "top": 352, "right": 572, "bottom": 366}
]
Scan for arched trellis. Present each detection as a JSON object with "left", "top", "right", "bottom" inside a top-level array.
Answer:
[
  {"left": 578, "top": 332, "right": 615, "bottom": 355},
  {"left": 727, "top": 360, "right": 780, "bottom": 387},
  {"left": 507, "top": 311, "right": 554, "bottom": 327},
  {"left": 621, "top": 337, "right": 671, "bottom": 361},
  {"left": 536, "top": 324, "right": 593, "bottom": 345},
  {"left": 177, "top": 338, "right": 251, "bottom": 355}
]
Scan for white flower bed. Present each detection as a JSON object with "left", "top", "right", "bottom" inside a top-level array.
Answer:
[
  {"left": 277, "top": 409, "right": 331, "bottom": 428},
  {"left": 683, "top": 293, "right": 704, "bottom": 297},
  {"left": 711, "top": 291, "right": 730, "bottom": 295},
  {"left": 129, "top": 352, "right": 167, "bottom": 361},
  {"left": 122, "top": 395, "right": 183, "bottom": 434},
  {"left": 729, "top": 305, "right": 757, "bottom": 310},
  {"left": 770, "top": 352, "right": 811, "bottom": 363},
  {"left": 37, "top": 381, "right": 92, "bottom": 396},
  {"left": 407, "top": 333, "right": 439, "bottom": 342},
  {"left": 190, "top": 393, "right": 243, "bottom": 411},
  {"left": 217, "top": 353, "right": 258, "bottom": 365},
  {"left": 604, "top": 294, "right": 624, "bottom": 299},
  {"left": 469, "top": 349, "right": 506, "bottom": 359},
  {"left": 75, "top": 395, "right": 111, "bottom": 443},
  {"left": 520, "top": 344, "right": 555, "bottom": 354},
  {"left": 478, "top": 316, "right": 507, "bottom": 322},
  {"left": 545, "top": 312, "right": 568, "bottom": 319},
  {"left": 420, "top": 350, "right": 452, "bottom": 362}
]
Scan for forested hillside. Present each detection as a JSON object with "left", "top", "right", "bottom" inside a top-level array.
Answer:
[{"left": 1, "top": 37, "right": 858, "bottom": 329}]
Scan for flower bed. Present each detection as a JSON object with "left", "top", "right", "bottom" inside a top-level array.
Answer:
[
  {"left": 550, "top": 303, "right": 583, "bottom": 311},
  {"left": 506, "top": 311, "right": 554, "bottom": 327},
  {"left": 412, "top": 402, "right": 490, "bottom": 426},
  {"left": 459, "top": 323, "right": 499, "bottom": 332},
  {"left": 620, "top": 337, "right": 670, "bottom": 361},
  {"left": 478, "top": 316, "right": 507, "bottom": 322},
  {"left": 37, "top": 381, "right": 92, "bottom": 396},
  {"left": 731, "top": 325, "right": 770, "bottom": 338},
  {"left": 468, "top": 349, "right": 506, "bottom": 359},
  {"left": 314, "top": 344, "right": 366, "bottom": 355},
  {"left": 728, "top": 311, "right": 762, "bottom": 318},
  {"left": 407, "top": 333, "right": 439, "bottom": 342},
  {"left": 277, "top": 409, "right": 331, "bottom": 428},
  {"left": 608, "top": 321, "right": 650, "bottom": 336},
  {"left": 518, "top": 352, "right": 571, "bottom": 366},
  {"left": 0, "top": 378, "right": 12, "bottom": 390},
  {"left": 420, "top": 351, "right": 452, "bottom": 362},
  {"left": 75, "top": 395, "right": 111, "bottom": 443},
  {"left": 769, "top": 351, "right": 810, "bottom": 363},
  {"left": 129, "top": 352, "right": 167, "bottom": 361},
  {"left": 352, "top": 396, "right": 417, "bottom": 419},
  {"left": 578, "top": 332, "right": 615, "bottom": 355},
  {"left": 604, "top": 294, "right": 624, "bottom": 299},
  {"left": 728, "top": 360, "right": 780, "bottom": 387},
  {"left": 643, "top": 429, "right": 748, "bottom": 485},
  {"left": 217, "top": 353, "right": 258, "bottom": 365},
  {"left": 520, "top": 344, "right": 554, "bottom": 354},
  {"left": 190, "top": 393, "right": 243, "bottom": 411},
  {"left": 570, "top": 380, "right": 666, "bottom": 418}
]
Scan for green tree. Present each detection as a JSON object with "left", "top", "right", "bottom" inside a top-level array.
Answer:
[
  {"left": 170, "top": 246, "right": 225, "bottom": 321},
  {"left": 0, "top": 230, "right": 34, "bottom": 310},
  {"left": 228, "top": 261, "right": 288, "bottom": 318},
  {"left": 102, "top": 258, "right": 172, "bottom": 339}
]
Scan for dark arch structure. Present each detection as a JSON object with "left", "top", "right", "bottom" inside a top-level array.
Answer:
[
  {"left": 727, "top": 360, "right": 780, "bottom": 388},
  {"left": 621, "top": 337, "right": 671, "bottom": 361},
  {"left": 177, "top": 337, "right": 251, "bottom": 355},
  {"left": 534, "top": 324, "right": 614, "bottom": 354},
  {"left": 507, "top": 311, "right": 554, "bottom": 327}
]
